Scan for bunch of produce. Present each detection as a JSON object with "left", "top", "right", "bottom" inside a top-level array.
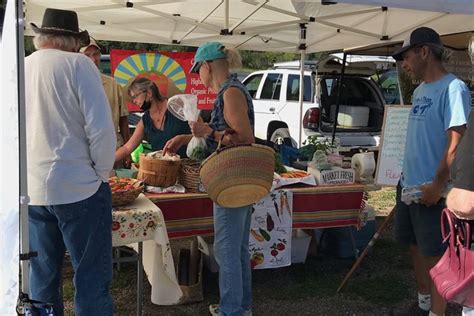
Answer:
[
  {"left": 145, "top": 150, "right": 180, "bottom": 161},
  {"left": 108, "top": 176, "right": 142, "bottom": 193},
  {"left": 274, "top": 153, "right": 287, "bottom": 174},
  {"left": 188, "top": 146, "right": 208, "bottom": 161},
  {"left": 279, "top": 170, "right": 309, "bottom": 178}
]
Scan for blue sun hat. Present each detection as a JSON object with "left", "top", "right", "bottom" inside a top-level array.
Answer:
[{"left": 190, "top": 42, "right": 227, "bottom": 73}]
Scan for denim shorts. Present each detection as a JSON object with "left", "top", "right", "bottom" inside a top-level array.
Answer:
[{"left": 394, "top": 183, "right": 447, "bottom": 257}]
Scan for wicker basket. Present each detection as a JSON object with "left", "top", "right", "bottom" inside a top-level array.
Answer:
[
  {"left": 179, "top": 159, "right": 202, "bottom": 193},
  {"left": 111, "top": 179, "right": 144, "bottom": 207},
  {"left": 138, "top": 153, "right": 181, "bottom": 187},
  {"left": 200, "top": 144, "right": 275, "bottom": 208}
]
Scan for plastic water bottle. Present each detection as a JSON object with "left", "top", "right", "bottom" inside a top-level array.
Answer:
[
  {"left": 401, "top": 182, "right": 452, "bottom": 205},
  {"left": 401, "top": 186, "right": 423, "bottom": 205}
]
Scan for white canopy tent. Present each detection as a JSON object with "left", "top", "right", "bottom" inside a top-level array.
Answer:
[
  {"left": 1, "top": 0, "right": 473, "bottom": 314},
  {"left": 23, "top": 0, "right": 474, "bottom": 53}
]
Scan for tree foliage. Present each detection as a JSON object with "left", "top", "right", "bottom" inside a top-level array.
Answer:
[{"left": 24, "top": 35, "right": 326, "bottom": 71}]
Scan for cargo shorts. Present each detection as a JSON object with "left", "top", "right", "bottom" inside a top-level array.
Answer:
[{"left": 394, "top": 183, "right": 447, "bottom": 257}]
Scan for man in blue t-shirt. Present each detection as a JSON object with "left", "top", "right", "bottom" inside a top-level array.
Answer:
[{"left": 392, "top": 27, "right": 471, "bottom": 316}]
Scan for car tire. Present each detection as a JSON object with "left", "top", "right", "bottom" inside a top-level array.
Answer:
[{"left": 271, "top": 128, "right": 297, "bottom": 147}]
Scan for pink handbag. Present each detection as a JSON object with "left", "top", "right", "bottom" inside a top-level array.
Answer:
[{"left": 430, "top": 208, "right": 474, "bottom": 308}]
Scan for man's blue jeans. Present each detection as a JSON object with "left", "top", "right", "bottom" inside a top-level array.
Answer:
[
  {"left": 28, "top": 182, "right": 113, "bottom": 316},
  {"left": 213, "top": 203, "right": 252, "bottom": 316}
]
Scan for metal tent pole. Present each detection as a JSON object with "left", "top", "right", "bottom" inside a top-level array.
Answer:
[
  {"left": 298, "top": 23, "right": 307, "bottom": 148},
  {"left": 14, "top": 0, "right": 32, "bottom": 298},
  {"left": 331, "top": 52, "right": 347, "bottom": 145}
]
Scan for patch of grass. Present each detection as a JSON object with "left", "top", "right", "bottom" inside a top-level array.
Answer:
[
  {"left": 346, "top": 273, "right": 410, "bottom": 305},
  {"left": 62, "top": 278, "right": 74, "bottom": 301},
  {"left": 368, "top": 187, "right": 396, "bottom": 213}
]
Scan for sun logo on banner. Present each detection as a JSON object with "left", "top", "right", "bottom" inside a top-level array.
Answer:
[{"left": 113, "top": 53, "right": 187, "bottom": 98}]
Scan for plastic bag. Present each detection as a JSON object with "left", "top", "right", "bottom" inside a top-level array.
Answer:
[
  {"left": 131, "top": 143, "right": 152, "bottom": 163},
  {"left": 169, "top": 94, "right": 208, "bottom": 160}
]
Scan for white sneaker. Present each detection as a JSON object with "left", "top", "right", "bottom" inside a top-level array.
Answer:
[{"left": 209, "top": 304, "right": 252, "bottom": 316}]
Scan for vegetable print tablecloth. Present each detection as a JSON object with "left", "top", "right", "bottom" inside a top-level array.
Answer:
[{"left": 112, "top": 194, "right": 182, "bottom": 305}]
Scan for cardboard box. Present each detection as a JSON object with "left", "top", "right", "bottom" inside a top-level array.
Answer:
[
  {"left": 291, "top": 230, "right": 312, "bottom": 264},
  {"left": 197, "top": 236, "right": 219, "bottom": 273},
  {"left": 176, "top": 240, "right": 204, "bottom": 304}
]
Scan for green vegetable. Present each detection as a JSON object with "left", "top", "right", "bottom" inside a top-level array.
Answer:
[
  {"left": 259, "top": 228, "right": 271, "bottom": 241},
  {"left": 189, "top": 146, "right": 207, "bottom": 161},
  {"left": 274, "top": 153, "right": 287, "bottom": 174}
]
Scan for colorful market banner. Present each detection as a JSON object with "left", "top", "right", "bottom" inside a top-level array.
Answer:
[
  {"left": 249, "top": 190, "right": 293, "bottom": 270},
  {"left": 110, "top": 49, "right": 215, "bottom": 112}
]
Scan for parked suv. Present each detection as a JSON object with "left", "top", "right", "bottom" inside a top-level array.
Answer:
[{"left": 242, "top": 54, "right": 395, "bottom": 152}]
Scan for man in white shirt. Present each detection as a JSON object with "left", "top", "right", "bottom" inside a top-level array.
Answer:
[{"left": 25, "top": 8, "right": 116, "bottom": 316}]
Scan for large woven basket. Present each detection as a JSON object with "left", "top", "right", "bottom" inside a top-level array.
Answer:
[
  {"left": 138, "top": 153, "right": 181, "bottom": 187},
  {"left": 200, "top": 143, "right": 275, "bottom": 208},
  {"left": 179, "top": 159, "right": 202, "bottom": 193}
]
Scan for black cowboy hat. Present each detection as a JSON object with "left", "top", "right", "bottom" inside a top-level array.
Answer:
[{"left": 30, "top": 8, "right": 90, "bottom": 46}]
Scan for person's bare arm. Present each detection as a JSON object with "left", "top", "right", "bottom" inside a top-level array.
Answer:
[
  {"left": 446, "top": 187, "right": 474, "bottom": 219},
  {"left": 220, "top": 87, "right": 254, "bottom": 145},
  {"left": 421, "top": 125, "right": 466, "bottom": 206},
  {"left": 115, "top": 120, "right": 144, "bottom": 162},
  {"left": 163, "top": 134, "right": 192, "bottom": 155}
]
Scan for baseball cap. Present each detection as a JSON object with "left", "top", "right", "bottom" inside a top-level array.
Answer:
[
  {"left": 79, "top": 37, "right": 100, "bottom": 53},
  {"left": 392, "top": 27, "right": 443, "bottom": 61},
  {"left": 190, "top": 41, "right": 226, "bottom": 73}
]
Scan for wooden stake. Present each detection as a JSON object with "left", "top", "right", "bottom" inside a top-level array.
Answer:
[{"left": 336, "top": 206, "right": 396, "bottom": 293}]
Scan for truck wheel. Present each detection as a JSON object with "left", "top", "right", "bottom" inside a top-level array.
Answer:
[
  {"left": 271, "top": 128, "right": 296, "bottom": 147},
  {"left": 267, "top": 121, "right": 288, "bottom": 141}
]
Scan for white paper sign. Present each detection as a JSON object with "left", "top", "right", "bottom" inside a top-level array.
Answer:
[
  {"left": 249, "top": 190, "right": 293, "bottom": 269},
  {"left": 375, "top": 105, "right": 411, "bottom": 186}
]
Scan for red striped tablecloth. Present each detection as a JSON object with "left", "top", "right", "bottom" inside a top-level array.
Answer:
[{"left": 146, "top": 184, "right": 366, "bottom": 239}]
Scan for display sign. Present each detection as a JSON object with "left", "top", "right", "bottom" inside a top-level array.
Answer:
[
  {"left": 375, "top": 105, "right": 411, "bottom": 186},
  {"left": 110, "top": 49, "right": 216, "bottom": 112},
  {"left": 249, "top": 190, "right": 293, "bottom": 269}
]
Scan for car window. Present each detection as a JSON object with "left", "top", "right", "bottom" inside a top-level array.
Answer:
[
  {"left": 321, "top": 77, "right": 376, "bottom": 105},
  {"left": 376, "top": 70, "right": 400, "bottom": 104},
  {"left": 260, "top": 73, "right": 282, "bottom": 100},
  {"left": 243, "top": 74, "right": 263, "bottom": 98},
  {"left": 286, "top": 74, "right": 312, "bottom": 102}
]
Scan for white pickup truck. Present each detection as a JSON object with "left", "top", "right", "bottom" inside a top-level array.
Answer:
[{"left": 242, "top": 54, "right": 396, "bottom": 153}]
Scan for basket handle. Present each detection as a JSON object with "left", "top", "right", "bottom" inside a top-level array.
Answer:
[
  {"left": 140, "top": 170, "right": 156, "bottom": 176},
  {"left": 216, "top": 129, "right": 235, "bottom": 151},
  {"left": 216, "top": 129, "right": 253, "bottom": 153}
]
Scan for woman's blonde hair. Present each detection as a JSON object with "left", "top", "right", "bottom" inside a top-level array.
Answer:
[{"left": 223, "top": 47, "right": 242, "bottom": 70}]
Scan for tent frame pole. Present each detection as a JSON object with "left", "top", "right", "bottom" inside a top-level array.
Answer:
[
  {"left": 298, "top": 23, "right": 307, "bottom": 148},
  {"left": 331, "top": 52, "right": 347, "bottom": 145}
]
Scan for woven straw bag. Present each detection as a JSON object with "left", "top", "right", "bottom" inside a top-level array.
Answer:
[
  {"left": 200, "top": 142, "right": 275, "bottom": 208},
  {"left": 179, "top": 159, "right": 202, "bottom": 192},
  {"left": 138, "top": 153, "right": 181, "bottom": 187}
]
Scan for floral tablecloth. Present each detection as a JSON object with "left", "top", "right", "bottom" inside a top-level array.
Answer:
[
  {"left": 112, "top": 194, "right": 183, "bottom": 305},
  {"left": 112, "top": 203, "right": 159, "bottom": 246}
]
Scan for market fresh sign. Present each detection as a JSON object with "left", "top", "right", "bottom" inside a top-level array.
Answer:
[{"left": 312, "top": 168, "right": 355, "bottom": 185}]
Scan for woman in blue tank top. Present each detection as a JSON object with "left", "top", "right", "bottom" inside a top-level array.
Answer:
[
  {"left": 115, "top": 77, "right": 191, "bottom": 162},
  {"left": 189, "top": 42, "right": 255, "bottom": 316}
]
